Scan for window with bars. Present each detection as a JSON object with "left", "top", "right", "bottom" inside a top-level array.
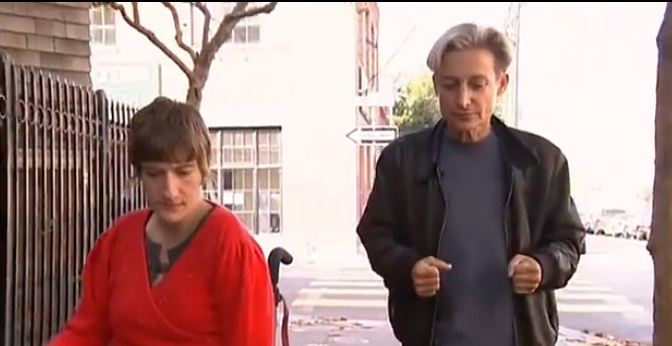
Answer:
[{"left": 208, "top": 128, "right": 282, "bottom": 234}]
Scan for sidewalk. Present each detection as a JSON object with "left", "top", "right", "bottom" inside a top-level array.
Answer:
[
  {"left": 267, "top": 242, "right": 647, "bottom": 346},
  {"left": 286, "top": 315, "right": 633, "bottom": 346},
  {"left": 558, "top": 327, "right": 618, "bottom": 345},
  {"left": 557, "top": 327, "right": 649, "bottom": 345},
  {"left": 280, "top": 265, "right": 647, "bottom": 346}
]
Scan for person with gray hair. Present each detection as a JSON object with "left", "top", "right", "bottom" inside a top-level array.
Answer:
[{"left": 356, "top": 23, "right": 584, "bottom": 346}]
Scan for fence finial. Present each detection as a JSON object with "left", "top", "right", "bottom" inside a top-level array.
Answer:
[{"left": 0, "top": 48, "right": 11, "bottom": 63}]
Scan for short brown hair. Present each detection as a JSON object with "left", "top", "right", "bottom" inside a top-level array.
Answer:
[
  {"left": 426, "top": 23, "right": 513, "bottom": 73},
  {"left": 128, "top": 97, "right": 211, "bottom": 175}
]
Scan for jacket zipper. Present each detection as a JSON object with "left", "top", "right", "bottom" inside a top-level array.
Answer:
[
  {"left": 505, "top": 168, "right": 519, "bottom": 346},
  {"left": 428, "top": 166, "right": 448, "bottom": 346}
]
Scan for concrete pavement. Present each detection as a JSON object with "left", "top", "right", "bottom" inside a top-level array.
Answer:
[
  {"left": 563, "top": 235, "right": 653, "bottom": 343},
  {"left": 272, "top": 234, "right": 656, "bottom": 345},
  {"left": 279, "top": 267, "right": 398, "bottom": 344},
  {"left": 278, "top": 262, "right": 642, "bottom": 345}
]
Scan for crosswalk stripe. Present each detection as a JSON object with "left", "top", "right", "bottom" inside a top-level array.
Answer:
[
  {"left": 297, "top": 288, "right": 621, "bottom": 301},
  {"left": 306, "top": 281, "right": 607, "bottom": 291},
  {"left": 555, "top": 292, "right": 621, "bottom": 300},
  {"left": 292, "top": 298, "right": 388, "bottom": 308},
  {"left": 298, "top": 288, "right": 617, "bottom": 300},
  {"left": 292, "top": 278, "right": 645, "bottom": 314},
  {"left": 309, "top": 281, "right": 383, "bottom": 288},
  {"left": 292, "top": 299, "right": 645, "bottom": 313},
  {"left": 300, "top": 288, "right": 388, "bottom": 295},
  {"left": 558, "top": 286, "right": 612, "bottom": 293},
  {"left": 557, "top": 303, "right": 645, "bottom": 313},
  {"left": 567, "top": 278, "right": 593, "bottom": 285},
  {"left": 292, "top": 298, "right": 646, "bottom": 312}
]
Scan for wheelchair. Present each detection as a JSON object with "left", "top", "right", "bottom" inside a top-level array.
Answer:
[{"left": 267, "top": 247, "right": 293, "bottom": 346}]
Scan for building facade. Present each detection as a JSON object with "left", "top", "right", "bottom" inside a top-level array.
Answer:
[
  {"left": 0, "top": 2, "right": 92, "bottom": 85},
  {"left": 354, "top": 2, "right": 387, "bottom": 253},
  {"left": 91, "top": 2, "right": 382, "bottom": 262}
]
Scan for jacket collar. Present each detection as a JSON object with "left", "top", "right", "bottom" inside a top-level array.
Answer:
[{"left": 416, "top": 117, "right": 539, "bottom": 181}]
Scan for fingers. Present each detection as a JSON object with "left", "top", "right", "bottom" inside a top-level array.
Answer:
[
  {"left": 414, "top": 276, "right": 440, "bottom": 287},
  {"left": 509, "top": 255, "right": 542, "bottom": 294},
  {"left": 508, "top": 255, "right": 539, "bottom": 276},
  {"left": 414, "top": 265, "right": 440, "bottom": 282},
  {"left": 512, "top": 277, "right": 539, "bottom": 294},
  {"left": 416, "top": 257, "right": 451, "bottom": 276},
  {"left": 426, "top": 257, "right": 452, "bottom": 272},
  {"left": 514, "top": 261, "right": 538, "bottom": 274},
  {"left": 416, "top": 286, "right": 440, "bottom": 297},
  {"left": 514, "top": 268, "right": 540, "bottom": 280},
  {"left": 507, "top": 254, "right": 525, "bottom": 277},
  {"left": 414, "top": 277, "right": 441, "bottom": 297},
  {"left": 513, "top": 273, "right": 540, "bottom": 286},
  {"left": 413, "top": 256, "right": 451, "bottom": 297}
]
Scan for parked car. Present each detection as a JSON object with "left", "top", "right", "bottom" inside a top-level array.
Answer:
[
  {"left": 632, "top": 225, "right": 650, "bottom": 241},
  {"left": 614, "top": 224, "right": 632, "bottom": 239},
  {"left": 591, "top": 219, "right": 613, "bottom": 236},
  {"left": 584, "top": 221, "right": 596, "bottom": 234}
]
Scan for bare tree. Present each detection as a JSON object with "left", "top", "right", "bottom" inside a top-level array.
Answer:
[
  {"left": 649, "top": 3, "right": 672, "bottom": 346},
  {"left": 93, "top": 2, "right": 278, "bottom": 109}
]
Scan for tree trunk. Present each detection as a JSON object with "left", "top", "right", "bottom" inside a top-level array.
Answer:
[
  {"left": 649, "top": 3, "right": 672, "bottom": 346},
  {"left": 185, "top": 83, "right": 203, "bottom": 110},
  {"left": 184, "top": 63, "right": 212, "bottom": 110}
]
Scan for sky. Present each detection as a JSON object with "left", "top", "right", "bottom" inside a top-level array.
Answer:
[
  {"left": 376, "top": 2, "right": 665, "bottom": 213},
  {"left": 377, "top": 2, "right": 511, "bottom": 84}
]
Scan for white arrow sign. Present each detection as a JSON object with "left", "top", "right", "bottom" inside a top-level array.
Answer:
[{"left": 346, "top": 125, "right": 398, "bottom": 145}]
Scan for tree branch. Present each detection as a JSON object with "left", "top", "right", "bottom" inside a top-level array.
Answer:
[
  {"left": 131, "top": 2, "right": 139, "bottom": 23},
  {"left": 160, "top": 2, "right": 197, "bottom": 62},
  {"left": 94, "top": 2, "right": 194, "bottom": 80},
  {"left": 227, "top": 2, "right": 279, "bottom": 20},
  {"left": 190, "top": 2, "right": 212, "bottom": 49},
  {"left": 198, "top": 2, "right": 278, "bottom": 66}
]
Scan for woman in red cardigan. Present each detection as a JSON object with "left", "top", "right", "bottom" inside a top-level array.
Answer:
[{"left": 48, "top": 97, "right": 275, "bottom": 346}]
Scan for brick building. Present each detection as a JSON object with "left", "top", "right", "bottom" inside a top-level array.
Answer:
[
  {"left": 354, "top": 2, "right": 387, "bottom": 232},
  {"left": 0, "top": 2, "right": 92, "bottom": 86}
]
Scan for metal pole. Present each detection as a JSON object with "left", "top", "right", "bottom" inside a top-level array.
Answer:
[
  {"left": 189, "top": 2, "right": 195, "bottom": 45},
  {"left": 513, "top": 2, "right": 522, "bottom": 127}
]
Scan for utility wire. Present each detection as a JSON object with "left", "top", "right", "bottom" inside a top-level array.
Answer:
[
  {"left": 365, "top": 20, "right": 422, "bottom": 100},
  {"left": 382, "top": 22, "right": 420, "bottom": 71}
]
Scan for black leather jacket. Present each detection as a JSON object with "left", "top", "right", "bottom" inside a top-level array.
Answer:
[{"left": 356, "top": 118, "right": 585, "bottom": 346}]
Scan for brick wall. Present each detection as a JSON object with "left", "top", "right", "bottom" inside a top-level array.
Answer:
[
  {"left": 0, "top": 2, "right": 92, "bottom": 86},
  {"left": 354, "top": 2, "right": 383, "bottom": 225},
  {"left": 356, "top": 2, "right": 387, "bottom": 124}
]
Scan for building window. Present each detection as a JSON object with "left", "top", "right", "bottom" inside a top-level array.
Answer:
[
  {"left": 232, "top": 24, "right": 261, "bottom": 44},
  {"left": 223, "top": 2, "right": 263, "bottom": 44},
  {"left": 90, "top": 5, "right": 116, "bottom": 45},
  {"left": 208, "top": 128, "right": 282, "bottom": 234}
]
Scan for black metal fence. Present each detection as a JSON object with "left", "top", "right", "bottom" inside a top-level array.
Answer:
[{"left": 0, "top": 51, "right": 145, "bottom": 345}]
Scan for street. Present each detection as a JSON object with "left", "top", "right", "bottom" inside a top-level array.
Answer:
[
  {"left": 561, "top": 235, "right": 653, "bottom": 343},
  {"left": 277, "top": 235, "right": 654, "bottom": 345},
  {"left": 279, "top": 268, "right": 398, "bottom": 345}
]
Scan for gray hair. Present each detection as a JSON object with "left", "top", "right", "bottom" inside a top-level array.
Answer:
[{"left": 426, "top": 23, "right": 513, "bottom": 73}]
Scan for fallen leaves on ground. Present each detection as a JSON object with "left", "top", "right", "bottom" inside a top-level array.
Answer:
[
  {"left": 578, "top": 330, "right": 650, "bottom": 346},
  {"left": 290, "top": 316, "right": 375, "bottom": 331}
]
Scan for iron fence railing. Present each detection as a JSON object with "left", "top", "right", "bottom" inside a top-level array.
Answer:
[{"left": 0, "top": 51, "right": 145, "bottom": 345}]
